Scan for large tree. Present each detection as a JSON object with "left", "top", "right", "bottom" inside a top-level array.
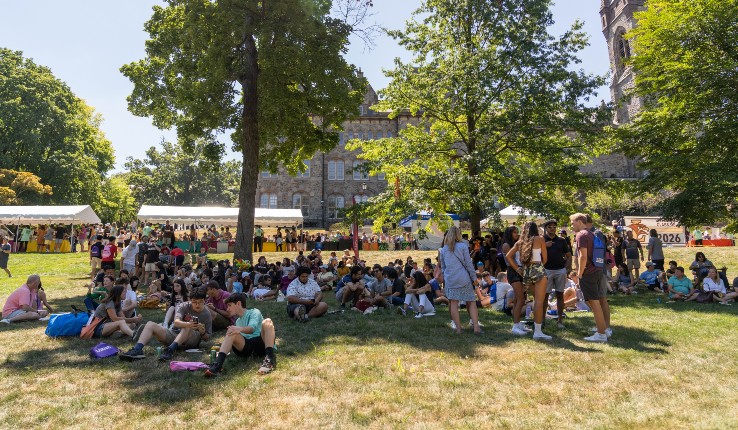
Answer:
[
  {"left": 122, "top": 0, "right": 368, "bottom": 260},
  {"left": 614, "top": 0, "right": 738, "bottom": 229},
  {"left": 0, "top": 169, "right": 52, "bottom": 205},
  {"left": 348, "top": 0, "right": 609, "bottom": 233},
  {"left": 124, "top": 138, "right": 241, "bottom": 207},
  {"left": 0, "top": 48, "right": 115, "bottom": 204}
]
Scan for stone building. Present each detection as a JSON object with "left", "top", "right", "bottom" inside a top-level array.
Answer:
[
  {"left": 580, "top": 0, "right": 648, "bottom": 178},
  {"left": 255, "top": 79, "right": 418, "bottom": 228}
]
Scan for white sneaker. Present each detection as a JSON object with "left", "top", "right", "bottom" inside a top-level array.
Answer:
[
  {"left": 424, "top": 311, "right": 435, "bottom": 317},
  {"left": 522, "top": 325, "right": 532, "bottom": 332},
  {"left": 468, "top": 319, "right": 484, "bottom": 328},
  {"left": 583, "top": 332, "right": 608, "bottom": 343},
  {"left": 511, "top": 326, "right": 528, "bottom": 336},
  {"left": 414, "top": 312, "right": 423, "bottom": 319},
  {"left": 533, "top": 332, "right": 552, "bottom": 341},
  {"left": 38, "top": 316, "right": 50, "bottom": 322},
  {"left": 589, "top": 327, "right": 613, "bottom": 337},
  {"left": 450, "top": 320, "right": 457, "bottom": 330},
  {"left": 0, "top": 319, "right": 10, "bottom": 324}
]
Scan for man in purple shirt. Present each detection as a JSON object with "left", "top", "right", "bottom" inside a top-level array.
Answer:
[{"left": 205, "top": 281, "right": 232, "bottom": 330}]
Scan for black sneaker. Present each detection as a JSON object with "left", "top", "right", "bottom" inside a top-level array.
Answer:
[
  {"left": 159, "top": 348, "right": 173, "bottom": 361},
  {"left": 119, "top": 348, "right": 145, "bottom": 361},
  {"left": 204, "top": 365, "right": 221, "bottom": 377}
]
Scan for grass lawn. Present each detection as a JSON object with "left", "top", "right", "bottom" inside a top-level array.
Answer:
[{"left": 1, "top": 248, "right": 738, "bottom": 429}]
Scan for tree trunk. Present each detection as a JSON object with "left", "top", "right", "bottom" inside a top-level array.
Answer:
[{"left": 233, "top": 35, "right": 259, "bottom": 262}]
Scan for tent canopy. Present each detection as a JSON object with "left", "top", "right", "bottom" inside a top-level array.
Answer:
[
  {"left": 481, "top": 205, "right": 546, "bottom": 226},
  {"left": 137, "top": 205, "right": 303, "bottom": 227},
  {"left": 0, "top": 205, "right": 101, "bottom": 225}
]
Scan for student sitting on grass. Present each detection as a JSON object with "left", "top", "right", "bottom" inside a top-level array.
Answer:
[
  {"left": 399, "top": 271, "right": 436, "bottom": 318},
  {"left": 1, "top": 275, "right": 49, "bottom": 324},
  {"left": 686, "top": 268, "right": 726, "bottom": 302},
  {"left": 666, "top": 267, "right": 693, "bottom": 301},
  {"left": 614, "top": 264, "right": 636, "bottom": 295},
  {"left": 205, "top": 281, "right": 232, "bottom": 330},
  {"left": 162, "top": 279, "right": 188, "bottom": 328},
  {"left": 639, "top": 262, "right": 663, "bottom": 293},
  {"left": 91, "top": 284, "right": 142, "bottom": 338},
  {"left": 204, "top": 293, "right": 277, "bottom": 377},
  {"left": 249, "top": 275, "right": 278, "bottom": 301},
  {"left": 86, "top": 275, "right": 114, "bottom": 311},
  {"left": 119, "top": 291, "right": 213, "bottom": 361},
  {"left": 286, "top": 266, "right": 328, "bottom": 322}
]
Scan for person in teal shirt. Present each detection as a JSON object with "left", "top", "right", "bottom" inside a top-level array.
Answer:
[
  {"left": 667, "top": 267, "right": 693, "bottom": 300},
  {"left": 205, "top": 293, "right": 276, "bottom": 377},
  {"left": 19, "top": 226, "right": 32, "bottom": 252}
]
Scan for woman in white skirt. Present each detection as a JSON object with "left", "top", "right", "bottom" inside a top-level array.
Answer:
[{"left": 439, "top": 226, "right": 482, "bottom": 334}]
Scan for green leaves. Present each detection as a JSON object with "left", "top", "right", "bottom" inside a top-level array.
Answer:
[
  {"left": 615, "top": 0, "right": 738, "bottom": 226},
  {"left": 0, "top": 48, "right": 115, "bottom": 206},
  {"left": 350, "top": 0, "right": 609, "bottom": 231}
]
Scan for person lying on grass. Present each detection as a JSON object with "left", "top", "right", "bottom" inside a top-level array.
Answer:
[
  {"left": 91, "top": 282, "right": 142, "bottom": 338},
  {"left": 286, "top": 266, "right": 328, "bottom": 322},
  {"left": 1, "top": 275, "right": 49, "bottom": 324},
  {"left": 204, "top": 293, "right": 276, "bottom": 377},
  {"left": 119, "top": 291, "right": 213, "bottom": 361}
]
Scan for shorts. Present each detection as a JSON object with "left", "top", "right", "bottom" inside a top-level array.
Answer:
[
  {"left": 123, "top": 263, "right": 136, "bottom": 274},
  {"left": 174, "top": 255, "right": 185, "bottom": 266},
  {"left": 162, "top": 237, "right": 173, "bottom": 246},
  {"left": 522, "top": 263, "right": 546, "bottom": 286},
  {"left": 0, "top": 259, "right": 8, "bottom": 270},
  {"left": 163, "top": 328, "right": 202, "bottom": 349},
  {"left": 101, "top": 261, "right": 115, "bottom": 270},
  {"left": 507, "top": 268, "right": 523, "bottom": 284},
  {"left": 3, "top": 309, "right": 27, "bottom": 320},
  {"left": 545, "top": 268, "right": 568, "bottom": 293},
  {"left": 55, "top": 239, "right": 63, "bottom": 244},
  {"left": 90, "top": 257, "right": 102, "bottom": 271},
  {"left": 233, "top": 336, "right": 266, "bottom": 358},
  {"left": 145, "top": 263, "right": 158, "bottom": 272},
  {"left": 287, "top": 303, "right": 316, "bottom": 318},
  {"left": 627, "top": 259, "right": 641, "bottom": 272},
  {"left": 580, "top": 270, "right": 607, "bottom": 301},
  {"left": 93, "top": 321, "right": 107, "bottom": 338}
]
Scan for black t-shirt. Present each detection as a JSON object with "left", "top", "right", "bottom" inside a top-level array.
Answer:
[
  {"left": 392, "top": 279, "right": 406, "bottom": 298},
  {"left": 137, "top": 243, "right": 149, "bottom": 258},
  {"left": 55, "top": 228, "right": 66, "bottom": 239},
  {"left": 544, "top": 235, "right": 571, "bottom": 271},
  {"left": 255, "top": 264, "right": 269, "bottom": 274},
  {"left": 146, "top": 245, "right": 160, "bottom": 262}
]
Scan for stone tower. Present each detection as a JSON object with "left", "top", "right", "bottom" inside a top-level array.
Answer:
[{"left": 600, "top": 0, "right": 646, "bottom": 125}]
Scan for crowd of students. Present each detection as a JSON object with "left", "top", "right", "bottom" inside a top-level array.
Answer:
[{"left": 2, "top": 214, "right": 737, "bottom": 376}]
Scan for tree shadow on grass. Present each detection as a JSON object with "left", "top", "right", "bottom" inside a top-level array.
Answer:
[{"left": 0, "top": 292, "right": 672, "bottom": 407}]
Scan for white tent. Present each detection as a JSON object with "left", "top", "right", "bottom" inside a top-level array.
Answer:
[
  {"left": 0, "top": 205, "right": 101, "bottom": 225},
  {"left": 481, "top": 205, "right": 546, "bottom": 226},
  {"left": 136, "top": 205, "right": 303, "bottom": 227}
]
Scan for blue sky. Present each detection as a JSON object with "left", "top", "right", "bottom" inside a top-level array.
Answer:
[{"left": 0, "top": 0, "right": 611, "bottom": 171}]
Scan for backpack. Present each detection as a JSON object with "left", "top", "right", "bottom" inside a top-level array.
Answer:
[
  {"left": 591, "top": 229, "right": 606, "bottom": 269},
  {"left": 102, "top": 244, "right": 112, "bottom": 259},
  {"left": 45, "top": 308, "right": 90, "bottom": 337},
  {"left": 90, "top": 342, "right": 119, "bottom": 359},
  {"left": 90, "top": 243, "right": 102, "bottom": 258}
]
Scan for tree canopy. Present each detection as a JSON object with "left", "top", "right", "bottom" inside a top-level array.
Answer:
[
  {"left": 0, "top": 169, "right": 52, "bottom": 205},
  {"left": 0, "top": 48, "right": 115, "bottom": 205},
  {"left": 615, "top": 0, "right": 738, "bottom": 229},
  {"left": 122, "top": 0, "right": 368, "bottom": 259},
  {"left": 347, "top": 0, "right": 609, "bottom": 233},
  {"left": 124, "top": 138, "right": 241, "bottom": 207}
]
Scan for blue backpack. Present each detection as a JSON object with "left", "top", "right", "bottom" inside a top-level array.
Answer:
[
  {"left": 45, "top": 308, "right": 90, "bottom": 337},
  {"left": 591, "top": 229, "right": 607, "bottom": 269}
]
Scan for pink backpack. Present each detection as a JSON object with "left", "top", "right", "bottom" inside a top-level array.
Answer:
[{"left": 169, "top": 361, "right": 209, "bottom": 372}]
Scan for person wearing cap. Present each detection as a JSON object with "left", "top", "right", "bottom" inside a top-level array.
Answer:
[
  {"left": 639, "top": 262, "right": 663, "bottom": 292},
  {"left": 542, "top": 220, "right": 572, "bottom": 328},
  {"left": 317, "top": 264, "right": 337, "bottom": 291}
]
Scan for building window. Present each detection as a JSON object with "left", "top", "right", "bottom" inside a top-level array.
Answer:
[
  {"left": 260, "top": 193, "right": 278, "bottom": 208},
  {"left": 339, "top": 132, "right": 344, "bottom": 145},
  {"left": 376, "top": 131, "right": 382, "bottom": 139},
  {"left": 377, "top": 172, "right": 386, "bottom": 181},
  {"left": 328, "top": 160, "right": 344, "bottom": 180},
  {"left": 328, "top": 195, "right": 345, "bottom": 219},
  {"left": 359, "top": 105, "right": 366, "bottom": 115},
  {"left": 353, "top": 195, "right": 370, "bottom": 204},
  {"left": 297, "top": 160, "right": 310, "bottom": 178},
  {"left": 353, "top": 161, "right": 369, "bottom": 181},
  {"left": 367, "top": 131, "right": 373, "bottom": 140},
  {"left": 386, "top": 131, "right": 393, "bottom": 138},
  {"left": 292, "top": 193, "right": 309, "bottom": 216}
]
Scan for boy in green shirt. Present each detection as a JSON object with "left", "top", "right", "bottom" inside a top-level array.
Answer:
[{"left": 205, "top": 293, "right": 276, "bottom": 377}]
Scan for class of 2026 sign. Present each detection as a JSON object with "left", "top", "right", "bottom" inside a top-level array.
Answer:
[{"left": 624, "top": 217, "right": 686, "bottom": 246}]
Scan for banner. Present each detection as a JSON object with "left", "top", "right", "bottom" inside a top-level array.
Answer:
[{"left": 623, "top": 217, "right": 686, "bottom": 246}]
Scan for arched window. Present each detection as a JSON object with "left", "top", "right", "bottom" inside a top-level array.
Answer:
[
  {"left": 260, "top": 193, "right": 278, "bottom": 209},
  {"left": 296, "top": 160, "right": 310, "bottom": 178},
  {"left": 292, "top": 193, "right": 309, "bottom": 216}
]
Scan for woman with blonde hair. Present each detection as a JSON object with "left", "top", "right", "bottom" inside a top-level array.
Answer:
[
  {"left": 506, "top": 222, "right": 550, "bottom": 340},
  {"left": 439, "top": 226, "right": 482, "bottom": 334}
]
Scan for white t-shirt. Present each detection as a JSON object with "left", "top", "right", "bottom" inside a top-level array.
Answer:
[
  {"left": 703, "top": 277, "right": 726, "bottom": 294},
  {"left": 121, "top": 246, "right": 137, "bottom": 266},
  {"left": 493, "top": 282, "right": 513, "bottom": 311}
]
